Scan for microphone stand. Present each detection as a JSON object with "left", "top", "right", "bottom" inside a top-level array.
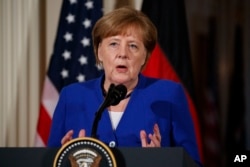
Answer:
[
  {"left": 91, "top": 90, "right": 113, "bottom": 138},
  {"left": 91, "top": 84, "right": 127, "bottom": 139}
]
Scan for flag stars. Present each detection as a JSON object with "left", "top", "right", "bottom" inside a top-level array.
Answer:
[
  {"left": 64, "top": 32, "right": 73, "bottom": 42},
  {"left": 85, "top": 0, "right": 94, "bottom": 10},
  {"left": 77, "top": 74, "right": 85, "bottom": 82},
  {"left": 82, "top": 18, "right": 91, "bottom": 29},
  {"left": 79, "top": 55, "right": 88, "bottom": 65},
  {"left": 69, "top": 0, "right": 77, "bottom": 5},
  {"left": 61, "top": 69, "right": 69, "bottom": 78},
  {"left": 81, "top": 37, "right": 90, "bottom": 47},
  {"left": 66, "top": 13, "right": 75, "bottom": 24},
  {"left": 62, "top": 50, "right": 71, "bottom": 60}
]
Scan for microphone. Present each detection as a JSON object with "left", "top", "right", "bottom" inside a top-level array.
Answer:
[{"left": 91, "top": 84, "right": 127, "bottom": 138}]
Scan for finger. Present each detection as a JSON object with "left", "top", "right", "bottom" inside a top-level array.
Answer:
[
  {"left": 78, "top": 129, "right": 86, "bottom": 138},
  {"left": 147, "top": 134, "right": 154, "bottom": 147},
  {"left": 148, "top": 124, "right": 161, "bottom": 147},
  {"left": 153, "top": 124, "right": 161, "bottom": 141},
  {"left": 140, "top": 130, "right": 148, "bottom": 147},
  {"left": 61, "top": 130, "right": 74, "bottom": 145},
  {"left": 148, "top": 133, "right": 160, "bottom": 147}
]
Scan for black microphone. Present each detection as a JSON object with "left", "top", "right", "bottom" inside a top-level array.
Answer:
[{"left": 91, "top": 84, "right": 127, "bottom": 138}]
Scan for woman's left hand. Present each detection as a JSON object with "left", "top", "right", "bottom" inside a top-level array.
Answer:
[{"left": 140, "top": 123, "right": 161, "bottom": 147}]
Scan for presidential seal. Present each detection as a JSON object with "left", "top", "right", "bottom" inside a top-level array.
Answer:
[{"left": 53, "top": 137, "right": 117, "bottom": 167}]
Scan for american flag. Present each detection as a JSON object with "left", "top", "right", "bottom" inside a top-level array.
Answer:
[{"left": 35, "top": 0, "right": 103, "bottom": 146}]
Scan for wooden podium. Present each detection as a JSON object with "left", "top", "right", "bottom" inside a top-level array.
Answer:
[{"left": 0, "top": 147, "right": 198, "bottom": 167}]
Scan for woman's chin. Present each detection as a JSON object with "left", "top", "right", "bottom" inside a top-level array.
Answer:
[{"left": 111, "top": 76, "right": 130, "bottom": 84}]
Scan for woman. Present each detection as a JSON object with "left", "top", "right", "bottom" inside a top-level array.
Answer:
[{"left": 48, "top": 6, "right": 202, "bottom": 166}]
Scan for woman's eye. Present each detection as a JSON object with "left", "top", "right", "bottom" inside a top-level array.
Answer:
[
  {"left": 129, "top": 44, "right": 138, "bottom": 49},
  {"left": 110, "top": 42, "right": 118, "bottom": 46}
]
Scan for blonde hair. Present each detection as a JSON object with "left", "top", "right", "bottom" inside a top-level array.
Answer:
[{"left": 92, "top": 6, "right": 157, "bottom": 67}]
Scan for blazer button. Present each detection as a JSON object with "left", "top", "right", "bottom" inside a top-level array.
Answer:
[{"left": 109, "top": 141, "right": 116, "bottom": 147}]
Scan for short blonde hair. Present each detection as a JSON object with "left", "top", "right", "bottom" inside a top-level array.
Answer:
[{"left": 92, "top": 6, "right": 157, "bottom": 66}]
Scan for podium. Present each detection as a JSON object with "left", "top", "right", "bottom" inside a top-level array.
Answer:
[{"left": 0, "top": 147, "right": 198, "bottom": 167}]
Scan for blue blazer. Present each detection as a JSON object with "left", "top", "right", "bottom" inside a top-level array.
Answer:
[{"left": 48, "top": 74, "right": 201, "bottom": 165}]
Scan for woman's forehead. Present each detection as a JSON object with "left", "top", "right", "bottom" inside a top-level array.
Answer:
[{"left": 105, "top": 26, "right": 143, "bottom": 40}]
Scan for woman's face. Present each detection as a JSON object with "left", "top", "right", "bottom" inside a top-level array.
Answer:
[{"left": 98, "top": 28, "right": 147, "bottom": 87}]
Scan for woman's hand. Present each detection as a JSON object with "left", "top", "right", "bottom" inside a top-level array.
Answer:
[
  {"left": 140, "top": 124, "right": 161, "bottom": 147},
  {"left": 61, "top": 129, "right": 86, "bottom": 145}
]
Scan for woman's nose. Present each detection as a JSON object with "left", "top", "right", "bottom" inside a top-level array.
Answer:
[{"left": 117, "top": 45, "right": 128, "bottom": 59}]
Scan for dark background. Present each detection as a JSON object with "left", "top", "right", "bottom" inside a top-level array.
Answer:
[{"left": 184, "top": 0, "right": 250, "bottom": 166}]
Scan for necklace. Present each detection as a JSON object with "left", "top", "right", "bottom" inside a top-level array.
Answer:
[{"left": 101, "top": 77, "right": 132, "bottom": 100}]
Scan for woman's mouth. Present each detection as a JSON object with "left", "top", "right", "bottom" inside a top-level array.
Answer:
[{"left": 116, "top": 65, "right": 128, "bottom": 72}]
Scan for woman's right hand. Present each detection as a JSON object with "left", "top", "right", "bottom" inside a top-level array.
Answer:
[{"left": 61, "top": 129, "right": 86, "bottom": 145}]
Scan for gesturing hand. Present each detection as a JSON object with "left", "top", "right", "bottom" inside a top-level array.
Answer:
[
  {"left": 61, "top": 129, "right": 86, "bottom": 145},
  {"left": 140, "top": 124, "right": 161, "bottom": 147}
]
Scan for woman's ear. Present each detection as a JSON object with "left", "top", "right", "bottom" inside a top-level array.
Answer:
[
  {"left": 97, "top": 43, "right": 103, "bottom": 62},
  {"left": 142, "top": 52, "right": 149, "bottom": 66},
  {"left": 141, "top": 52, "right": 150, "bottom": 70}
]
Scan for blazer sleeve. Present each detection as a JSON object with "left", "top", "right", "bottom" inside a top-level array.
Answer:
[
  {"left": 171, "top": 84, "right": 201, "bottom": 166},
  {"left": 47, "top": 88, "right": 68, "bottom": 147}
]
